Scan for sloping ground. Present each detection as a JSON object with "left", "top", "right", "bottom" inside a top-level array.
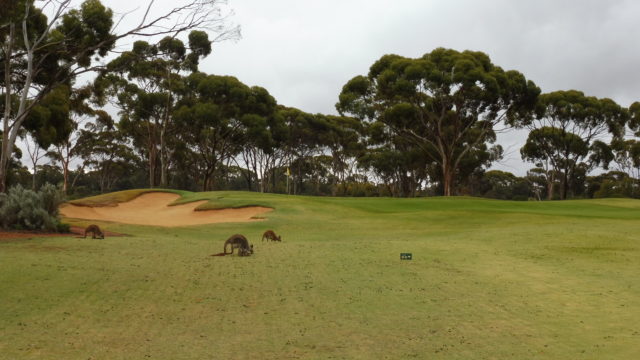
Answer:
[
  {"left": 60, "top": 192, "right": 272, "bottom": 227},
  {"left": 2, "top": 193, "right": 640, "bottom": 359}
]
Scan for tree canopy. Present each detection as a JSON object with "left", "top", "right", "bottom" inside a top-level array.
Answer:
[{"left": 337, "top": 48, "right": 540, "bottom": 196}]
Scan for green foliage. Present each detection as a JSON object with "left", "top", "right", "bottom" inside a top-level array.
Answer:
[
  {"left": 337, "top": 48, "right": 540, "bottom": 196},
  {"left": 174, "top": 74, "right": 278, "bottom": 191},
  {"left": 23, "top": 85, "right": 73, "bottom": 148},
  {"left": 39, "top": 183, "right": 64, "bottom": 217},
  {"left": 521, "top": 90, "right": 628, "bottom": 199},
  {"left": 98, "top": 30, "right": 212, "bottom": 188},
  {"left": 56, "top": 222, "right": 71, "bottom": 233},
  {"left": 588, "top": 171, "right": 640, "bottom": 199},
  {"left": 57, "top": 0, "right": 115, "bottom": 67},
  {"left": 0, "top": 184, "right": 65, "bottom": 231},
  {"left": 630, "top": 101, "right": 640, "bottom": 135},
  {"left": 473, "top": 170, "right": 531, "bottom": 200}
]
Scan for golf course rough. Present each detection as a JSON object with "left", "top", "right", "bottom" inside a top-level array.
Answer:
[{"left": 1, "top": 191, "right": 638, "bottom": 359}]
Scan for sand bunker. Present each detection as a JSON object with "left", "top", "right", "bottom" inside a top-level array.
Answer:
[{"left": 60, "top": 193, "right": 272, "bottom": 227}]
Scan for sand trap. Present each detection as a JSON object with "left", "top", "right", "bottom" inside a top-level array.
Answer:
[{"left": 60, "top": 193, "right": 272, "bottom": 227}]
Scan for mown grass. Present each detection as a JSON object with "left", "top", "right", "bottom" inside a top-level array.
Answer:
[{"left": 1, "top": 192, "right": 639, "bottom": 359}]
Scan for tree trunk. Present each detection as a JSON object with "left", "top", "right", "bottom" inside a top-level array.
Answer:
[
  {"left": 442, "top": 162, "right": 454, "bottom": 197},
  {"left": 243, "top": 168, "right": 253, "bottom": 191},
  {"left": 0, "top": 24, "right": 15, "bottom": 193},
  {"left": 160, "top": 71, "right": 171, "bottom": 188},
  {"left": 32, "top": 168, "right": 37, "bottom": 191},
  {"left": 62, "top": 162, "right": 69, "bottom": 193},
  {"left": 547, "top": 172, "right": 555, "bottom": 200},
  {"left": 4, "top": 18, "right": 37, "bottom": 191},
  {"left": 148, "top": 145, "right": 157, "bottom": 188},
  {"left": 160, "top": 128, "right": 167, "bottom": 187},
  {"left": 0, "top": 141, "right": 9, "bottom": 193},
  {"left": 203, "top": 163, "right": 216, "bottom": 191},
  {"left": 561, "top": 170, "right": 568, "bottom": 200}
]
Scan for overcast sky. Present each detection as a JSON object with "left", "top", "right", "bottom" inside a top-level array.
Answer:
[{"left": 33, "top": 0, "right": 640, "bottom": 175}]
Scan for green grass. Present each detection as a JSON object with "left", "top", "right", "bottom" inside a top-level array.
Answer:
[{"left": 1, "top": 192, "right": 639, "bottom": 359}]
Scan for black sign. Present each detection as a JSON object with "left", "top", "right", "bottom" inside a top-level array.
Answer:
[{"left": 400, "top": 253, "right": 412, "bottom": 260}]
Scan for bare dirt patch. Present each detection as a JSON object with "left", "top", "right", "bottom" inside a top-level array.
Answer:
[
  {"left": 0, "top": 226, "right": 126, "bottom": 242},
  {"left": 59, "top": 192, "right": 272, "bottom": 227},
  {"left": 0, "top": 231, "right": 67, "bottom": 242}
]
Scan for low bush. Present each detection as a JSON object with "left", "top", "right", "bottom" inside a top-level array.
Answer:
[{"left": 0, "top": 184, "right": 67, "bottom": 232}]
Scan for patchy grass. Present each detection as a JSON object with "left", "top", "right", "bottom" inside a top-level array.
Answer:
[{"left": 1, "top": 193, "right": 639, "bottom": 359}]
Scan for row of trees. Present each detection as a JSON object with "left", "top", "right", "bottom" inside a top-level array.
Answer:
[{"left": 2, "top": 1, "right": 639, "bottom": 200}]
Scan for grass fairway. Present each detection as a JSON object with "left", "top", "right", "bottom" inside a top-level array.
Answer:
[{"left": 1, "top": 192, "right": 639, "bottom": 359}]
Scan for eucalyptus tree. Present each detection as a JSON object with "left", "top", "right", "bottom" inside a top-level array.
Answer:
[
  {"left": 0, "top": 0, "right": 239, "bottom": 192},
  {"left": 99, "top": 30, "right": 214, "bottom": 187},
  {"left": 174, "top": 74, "right": 277, "bottom": 191},
  {"left": 337, "top": 48, "right": 539, "bottom": 196},
  {"left": 21, "top": 84, "right": 74, "bottom": 189},
  {"left": 520, "top": 90, "right": 628, "bottom": 199},
  {"left": 631, "top": 102, "right": 640, "bottom": 136},
  {"left": 610, "top": 139, "right": 640, "bottom": 181},
  {"left": 80, "top": 111, "right": 138, "bottom": 193},
  {"left": 278, "top": 107, "right": 325, "bottom": 194},
  {"left": 319, "top": 115, "right": 366, "bottom": 195},
  {"left": 356, "top": 118, "right": 430, "bottom": 197},
  {"left": 521, "top": 127, "right": 588, "bottom": 199},
  {"left": 237, "top": 111, "right": 286, "bottom": 193},
  {"left": 358, "top": 142, "right": 428, "bottom": 197}
]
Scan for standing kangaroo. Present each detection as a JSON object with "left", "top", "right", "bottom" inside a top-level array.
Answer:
[
  {"left": 261, "top": 230, "right": 282, "bottom": 242},
  {"left": 224, "top": 234, "right": 254, "bottom": 256},
  {"left": 83, "top": 224, "right": 105, "bottom": 239}
]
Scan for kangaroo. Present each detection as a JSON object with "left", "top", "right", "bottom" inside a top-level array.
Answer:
[
  {"left": 83, "top": 224, "right": 105, "bottom": 239},
  {"left": 262, "top": 230, "right": 282, "bottom": 242},
  {"left": 223, "top": 234, "right": 254, "bottom": 256}
]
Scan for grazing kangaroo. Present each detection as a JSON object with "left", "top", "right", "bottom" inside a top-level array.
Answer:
[
  {"left": 262, "top": 230, "right": 282, "bottom": 242},
  {"left": 224, "top": 234, "right": 254, "bottom": 256},
  {"left": 83, "top": 224, "right": 105, "bottom": 239}
]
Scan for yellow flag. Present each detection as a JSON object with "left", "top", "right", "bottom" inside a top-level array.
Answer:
[{"left": 286, "top": 167, "right": 291, "bottom": 176}]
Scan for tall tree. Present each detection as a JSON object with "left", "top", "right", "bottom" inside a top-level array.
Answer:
[
  {"left": 236, "top": 106, "right": 286, "bottom": 193},
  {"left": 630, "top": 102, "right": 640, "bottom": 136},
  {"left": 611, "top": 139, "right": 640, "bottom": 181},
  {"left": 99, "top": 30, "right": 214, "bottom": 187},
  {"left": 320, "top": 115, "right": 365, "bottom": 196},
  {"left": 521, "top": 127, "right": 588, "bottom": 199},
  {"left": 45, "top": 86, "right": 96, "bottom": 194},
  {"left": 520, "top": 91, "right": 628, "bottom": 199},
  {"left": 278, "top": 107, "right": 325, "bottom": 195},
  {"left": 81, "top": 111, "right": 138, "bottom": 193},
  {"left": 0, "top": 0, "right": 239, "bottom": 192},
  {"left": 174, "top": 74, "right": 277, "bottom": 191},
  {"left": 337, "top": 48, "right": 539, "bottom": 196}
]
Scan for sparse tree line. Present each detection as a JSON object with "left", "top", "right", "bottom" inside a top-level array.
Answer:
[{"left": 2, "top": 1, "right": 640, "bottom": 200}]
